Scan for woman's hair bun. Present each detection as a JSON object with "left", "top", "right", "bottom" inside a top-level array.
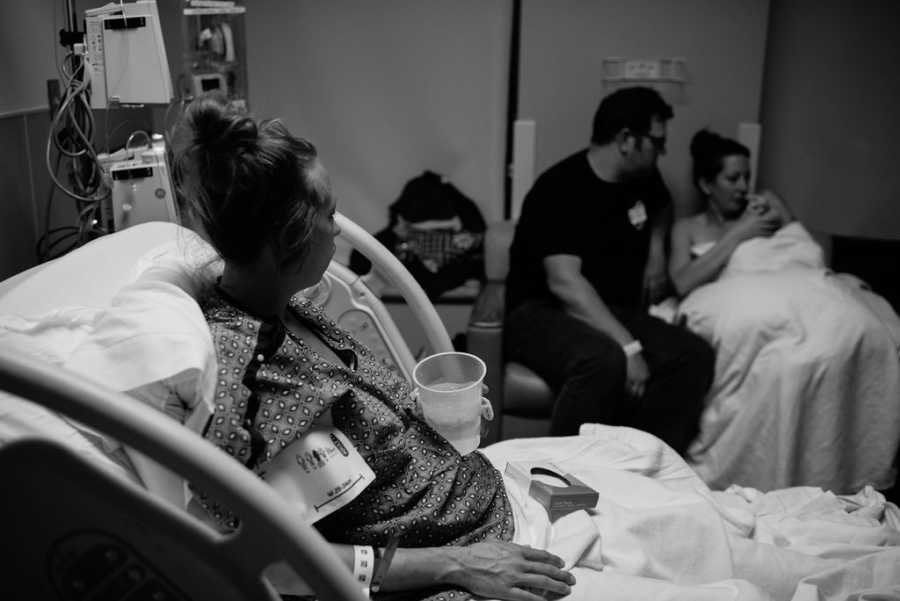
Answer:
[
  {"left": 184, "top": 92, "right": 258, "bottom": 152},
  {"left": 689, "top": 128, "right": 750, "bottom": 190},
  {"left": 689, "top": 128, "right": 722, "bottom": 161}
]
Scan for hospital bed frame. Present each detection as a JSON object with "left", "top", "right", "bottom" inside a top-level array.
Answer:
[{"left": 0, "top": 214, "right": 454, "bottom": 600}]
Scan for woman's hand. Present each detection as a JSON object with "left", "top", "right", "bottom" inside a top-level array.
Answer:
[
  {"left": 755, "top": 189, "right": 793, "bottom": 224},
  {"left": 444, "top": 542, "right": 575, "bottom": 601},
  {"left": 732, "top": 202, "right": 781, "bottom": 242},
  {"left": 626, "top": 352, "right": 650, "bottom": 399}
]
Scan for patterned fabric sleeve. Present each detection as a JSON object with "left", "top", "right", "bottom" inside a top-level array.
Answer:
[{"left": 195, "top": 289, "right": 514, "bottom": 601}]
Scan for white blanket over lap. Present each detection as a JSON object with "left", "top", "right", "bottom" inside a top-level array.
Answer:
[
  {"left": 482, "top": 425, "right": 900, "bottom": 601},
  {"left": 678, "top": 223, "right": 900, "bottom": 492}
]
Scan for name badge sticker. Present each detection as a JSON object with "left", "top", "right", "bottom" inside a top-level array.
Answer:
[
  {"left": 628, "top": 200, "right": 647, "bottom": 230},
  {"left": 261, "top": 427, "right": 375, "bottom": 523}
]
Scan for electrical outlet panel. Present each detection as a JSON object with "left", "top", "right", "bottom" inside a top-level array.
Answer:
[
  {"left": 623, "top": 60, "right": 662, "bottom": 80},
  {"left": 603, "top": 57, "right": 686, "bottom": 83}
]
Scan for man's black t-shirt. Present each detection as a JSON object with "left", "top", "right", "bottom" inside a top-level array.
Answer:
[{"left": 505, "top": 149, "right": 670, "bottom": 316}]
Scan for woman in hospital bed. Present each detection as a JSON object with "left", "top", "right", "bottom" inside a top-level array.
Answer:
[
  {"left": 669, "top": 128, "right": 900, "bottom": 494},
  {"left": 169, "top": 95, "right": 900, "bottom": 601}
]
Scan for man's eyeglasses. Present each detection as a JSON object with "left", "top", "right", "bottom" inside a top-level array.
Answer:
[{"left": 643, "top": 134, "right": 666, "bottom": 153}]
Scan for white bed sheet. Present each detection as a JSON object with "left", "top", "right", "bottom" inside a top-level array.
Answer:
[{"left": 484, "top": 425, "right": 900, "bottom": 601}]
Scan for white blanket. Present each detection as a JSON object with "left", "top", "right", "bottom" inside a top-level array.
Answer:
[
  {"left": 483, "top": 425, "right": 900, "bottom": 601},
  {"left": 678, "top": 223, "right": 900, "bottom": 492}
]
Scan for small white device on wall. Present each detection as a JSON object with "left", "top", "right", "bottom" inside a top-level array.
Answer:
[{"left": 602, "top": 57, "right": 687, "bottom": 103}]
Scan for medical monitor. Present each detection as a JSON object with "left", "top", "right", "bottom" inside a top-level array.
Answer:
[{"left": 85, "top": 0, "right": 174, "bottom": 108}]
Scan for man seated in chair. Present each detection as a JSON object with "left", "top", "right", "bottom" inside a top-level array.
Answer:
[{"left": 504, "top": 86, "right": 714, "bottom": 455}]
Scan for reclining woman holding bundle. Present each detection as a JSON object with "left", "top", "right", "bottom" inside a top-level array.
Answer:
[
  {"left": 667, "top": 129, "right": 900, "bottom": 492},
  {"left": 171, "top": 95, "right": 900, "bottom": 601},
  {"left": 668, "top": 129, "right": 792, "bottom": 296}
]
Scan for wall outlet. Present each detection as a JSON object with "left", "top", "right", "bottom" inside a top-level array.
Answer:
[
  {"left": 47, "top": 79, "right": 61, "bottom": 119},
  {"left": 623, "top": 59, "right": 661, "bottom": 80}
]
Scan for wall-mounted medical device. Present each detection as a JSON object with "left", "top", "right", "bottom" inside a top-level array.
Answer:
[
  {"left": 182, "top": 1, "right": 248, "bottom": 108},
  {"left": 84, "top": 0, "right": 173, "bottom": 108},
  {"left": 191, "top": 72, "right": 227, "bottom": 96}
]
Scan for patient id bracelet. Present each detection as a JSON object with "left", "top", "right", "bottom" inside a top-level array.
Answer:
[
  {"left": 353, "top": 545, "right": 375, "bottom": 595},
  {"left": 622, "top": 340, "right": 643, "bottom": 357}
]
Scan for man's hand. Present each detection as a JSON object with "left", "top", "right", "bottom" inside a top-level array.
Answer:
[
  {"left": 444, "top": 542, "right": 575, "bottom": 601},
  {"left": 625, "top": 352, "right": 650, "bottom": 399}
]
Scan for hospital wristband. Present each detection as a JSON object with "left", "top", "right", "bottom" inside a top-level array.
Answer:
[
  {"left": 622, "top": 340, "right": 643, "bottom": 357},
  {"left": 353, "top": 545, "right": 375, "bottom": 595}
]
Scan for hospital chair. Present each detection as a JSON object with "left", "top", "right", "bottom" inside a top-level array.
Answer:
[
  {"left": 467, "top": 221, "right": 555, "bottom": 441},
  {"left": 0, "top": 214, "right": 454, "bottom": 599}
]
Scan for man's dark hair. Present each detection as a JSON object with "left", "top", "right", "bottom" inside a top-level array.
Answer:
[{"left": 590, "top": 86, "right": 674, "bottom": 146}]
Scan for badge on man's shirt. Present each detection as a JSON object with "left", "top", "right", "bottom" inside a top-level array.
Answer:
[{"left": 628, "top": 200, "right": 648, "bottom": 230}]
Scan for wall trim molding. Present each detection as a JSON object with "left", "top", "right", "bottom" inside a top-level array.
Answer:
[{"left": 0, "top": 106, "right": 48, "bottom": 120}]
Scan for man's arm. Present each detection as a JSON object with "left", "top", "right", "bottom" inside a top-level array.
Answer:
[
  {"left": 543, "top": 254, "right": 635, "bottom": 345},
  {"left": 668, "top": 208, "right": 781, "bottom": 298},
  {"left": 544, "top": 254, "right": 650, "bottom": 397}
]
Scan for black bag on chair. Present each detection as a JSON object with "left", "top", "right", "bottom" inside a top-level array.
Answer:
[{"left": 350, "top": 171, "right": 486, "bottom": 299}]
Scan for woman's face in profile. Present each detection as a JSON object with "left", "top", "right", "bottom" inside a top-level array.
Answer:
[
  {"left": 705, "top": 154, "right": 751, "bottom": 218},
  {"left": 292, "top": 161, "right": 340, "bottom": 288}
]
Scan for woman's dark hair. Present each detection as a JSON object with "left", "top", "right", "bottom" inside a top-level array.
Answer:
[
  {"left": 689, "top": 129, "right": 750, "bottom": 190},
  {"left": 171, "top": 92, "right": 330, "bottom": 265},
  {"left": 590, "top": 86, "right": 674, "bottom": 145}
]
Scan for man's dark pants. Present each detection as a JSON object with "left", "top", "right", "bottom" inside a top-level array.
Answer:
[{"left": 505, "top": 300, "right": 715, "bottom": 456}]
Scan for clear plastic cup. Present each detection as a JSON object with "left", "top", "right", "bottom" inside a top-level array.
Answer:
[{"left": 413, "top": 351, "right": 491, "bottom": 455}]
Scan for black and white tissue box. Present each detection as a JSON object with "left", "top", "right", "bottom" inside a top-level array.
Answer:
[{"left": 505, "top": 461, "right": 599, "bottom": 522}]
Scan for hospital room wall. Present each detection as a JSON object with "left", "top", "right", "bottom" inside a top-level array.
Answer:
[
  {"left": 0, "top": 0, "right": 65, "bottom": 280},
  {"left": 3, "top": 1, "right": 897, "bottom": 278},
  {"left": 758, "top": 0, "right": 900, "bottom": 310},
  {"left": 758, "top": 0, "right": 900, "bottom": 242},
  {"left": 517, "top": 0, "right": 770, "bottom": 219},
  {"left": 241, "top": 0, "right": 511, "bottom": 262}
]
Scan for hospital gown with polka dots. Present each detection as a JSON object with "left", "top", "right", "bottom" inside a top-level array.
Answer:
[{"left": 196, "top": 287, "right": 512, "bottom": 599}]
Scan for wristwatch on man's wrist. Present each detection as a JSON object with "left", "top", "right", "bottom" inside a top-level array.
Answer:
[{"left": 622, "top": 340, "right": 643, "bottom": 357}]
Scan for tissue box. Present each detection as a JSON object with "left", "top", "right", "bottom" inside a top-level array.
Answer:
[{"left": 505, "top": 461, "right": 599, "bottom": 522}]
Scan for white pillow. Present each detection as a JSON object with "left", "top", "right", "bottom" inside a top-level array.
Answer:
[
  {"left": 1, "top": 224, "right": 224, "bottom": 507},
  {"left": 63, "top": 227, "right": 222, "bottom": 436},
  {"left": 58, "top": 227, "right": 223, "bottom": 508}
]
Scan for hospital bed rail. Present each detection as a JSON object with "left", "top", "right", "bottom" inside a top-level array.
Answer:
[{"left": 0, "top": 347, "right": 369, "bottom": 601}]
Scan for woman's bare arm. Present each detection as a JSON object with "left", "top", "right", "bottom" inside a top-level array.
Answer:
[{"left": 668, "top": 213, "right": 776, "bottom": 298}]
